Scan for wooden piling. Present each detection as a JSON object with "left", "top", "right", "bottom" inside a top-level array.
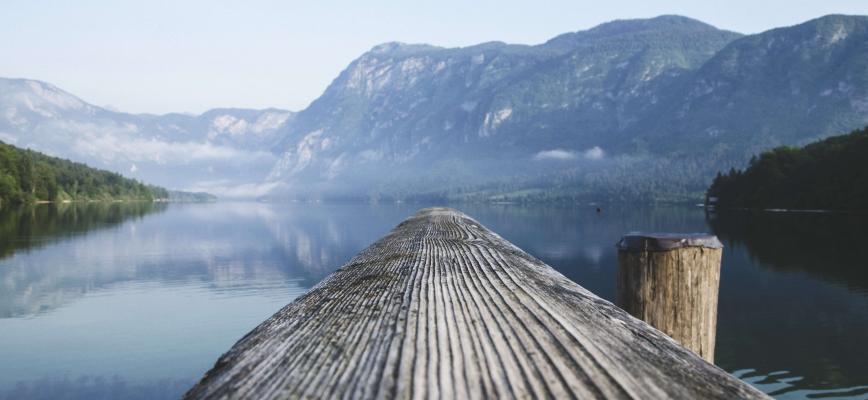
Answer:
[
  {"left": 186, "top": 208, "right": 764, "bottom": 399},
  {"left": 616, "top": 233, "right": 723, "bottom": 362}
]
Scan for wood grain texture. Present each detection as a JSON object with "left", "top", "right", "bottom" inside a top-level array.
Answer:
[
  {"left": 185, "top": 208, "right": 768, "bottom": 400},
  {"left": 617, "top": 246, "right": 722, "bottom": 362}
]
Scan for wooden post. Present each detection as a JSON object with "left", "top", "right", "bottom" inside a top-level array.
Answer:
[{"left": 617, "top": 233, "right": 723, "bottom": 363}]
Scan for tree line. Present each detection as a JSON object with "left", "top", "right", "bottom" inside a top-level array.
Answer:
[
  {"left": 706, "top": 126, "right": 868, "bottom": 211},
  {"left": 0, "top": 141, "right": 168, "bottom": 206}
]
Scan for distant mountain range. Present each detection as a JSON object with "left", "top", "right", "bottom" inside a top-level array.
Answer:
[
  {"left": 0, "top": 78, "right": 293, "bottom": 196},
  {"left": 2, "top": 14, "right": 867, "bottom": 201}
]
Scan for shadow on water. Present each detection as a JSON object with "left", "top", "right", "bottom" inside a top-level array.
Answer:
[{"left": 0, "top": 202, "right": 167, "bottom": 261}]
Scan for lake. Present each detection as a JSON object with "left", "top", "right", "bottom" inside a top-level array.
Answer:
[{"left": 0, "top": 202, "right": 866, "bottom": 399}]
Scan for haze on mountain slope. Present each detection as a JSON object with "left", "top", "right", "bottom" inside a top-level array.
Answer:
[{"left": 0, "top": 78, "right": 293, "bottom": 196}]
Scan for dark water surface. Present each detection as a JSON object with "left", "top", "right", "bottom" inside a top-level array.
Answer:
[{"left": 0, "top": 202, "right": 866, "bottom": 399}]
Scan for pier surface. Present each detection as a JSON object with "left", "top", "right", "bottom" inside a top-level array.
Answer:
[{"left": 185, "top": 208, "right": 767, "bottom": 399}]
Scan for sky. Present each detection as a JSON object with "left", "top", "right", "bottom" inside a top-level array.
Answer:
[{"left": 1, "top": 0, "right": 867, "bottom": 115}]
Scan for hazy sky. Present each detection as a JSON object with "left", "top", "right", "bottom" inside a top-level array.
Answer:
[{"left": 2, "top": 0, "right": 866, "bottom": 114}]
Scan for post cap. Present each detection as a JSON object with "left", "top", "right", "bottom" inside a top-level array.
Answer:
[{"left": 617, "top": 232, "right": 723, "bottom": 252}]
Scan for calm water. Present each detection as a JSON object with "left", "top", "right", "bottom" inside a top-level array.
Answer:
[{"left": 0, "top": 202, "right": 866, "bottom": 399}]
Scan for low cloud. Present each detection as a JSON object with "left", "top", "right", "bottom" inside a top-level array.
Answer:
[
  {"left": 359, "top": 149, "right": 383, "bottom": 162},
  {"left": 534, "top": 146, "right": 605, "bottom": 161},
  {"left": 187, "top": 180, "right": 283, "bottom": 198},
  {"left": 73, "top": 133, "right": 269, "bottom": 165},
  {"left": 583, "top": 146, "right": 605, "bottom": 160},
  {"left": 326, "top": 154, "right": 347, "bottom": 180},
  {"left": 54, "top": 121, "right": 275, "bottom": 166},
  {"left": 533, "top": 149, "right": 577, "bottom": 161}
]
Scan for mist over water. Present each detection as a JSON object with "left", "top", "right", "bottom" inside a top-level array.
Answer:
[{"left": 0, "top": 202, "right": 866, "bottom": 399}]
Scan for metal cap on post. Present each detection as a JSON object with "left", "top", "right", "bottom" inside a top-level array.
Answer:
[{"left": 616, "top": 232, "right": 723, "bottom": 363}]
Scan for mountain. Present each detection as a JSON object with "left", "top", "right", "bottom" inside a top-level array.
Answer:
[
  {"left": 0, "top": 78, "right": 293, "bottom": 196},
  {"left": 266, "top": 15, "right": 868, "bottom": 202},
  {"left": 707, "top": 126, "right": 868, "bottom": 210},
  {"left": 3, "top": 15, "right": 867, "bottom": 202},
  {"left": 643, "top": 14, "right": 868, "bottom": 154}
]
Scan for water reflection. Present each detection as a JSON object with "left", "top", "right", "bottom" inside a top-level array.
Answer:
[
  {"left": 0, "top": 203, "right": 865, "bottom": 399},
  {"left": 708, "top": 210, "right": 868, "bottom": 397},
  {"left": 0, "top": 202, "right": 167, "bottom": 317},
  {"left": 708, "top": 210, "right": 868, "bottom": 294},
  {"left": 466, "top": 205, "right": 868, "bottom": 398},
  {"left": 0, "top": 202, "right": 421, "bottom": 400},
  {"left": 0, "top": 202, "right": 415, "bottom": 319},
  {"left": 0, "top": 376, "right": 193, "bottom": 400},
  {"left": 0, "top": 202, "right": 166, "bottom": 261}
]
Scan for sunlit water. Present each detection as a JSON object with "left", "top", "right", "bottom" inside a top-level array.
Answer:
[{"left": 0, "top": 202, "right": 866, "bottom": 399}]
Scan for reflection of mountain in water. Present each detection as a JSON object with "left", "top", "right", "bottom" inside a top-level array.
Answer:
[
  {"left": 707, "top": 210, "right": 868, "bottom": 294},
  {"left": 261, "top": 204, "right": 416, "bottom": 281},
  {"left": 0, "top": 203, "right": 413, "bottom": 319},
  {"left": 0, "top": 202, "right": 168, "bottom": 318},
  {"left": 0, "top": 202, "right": 167, "bottom": 260},
  {"left": 2, "top": 204, "right": 867, "bottom": 398}
]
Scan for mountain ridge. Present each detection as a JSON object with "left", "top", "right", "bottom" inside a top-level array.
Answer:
[
  {"left": 0, "top": 77, "right": 294, "bottom": 196},
  {"left": 263, "top": 14, "right": 868, "bottom": 202},
  {"left": 1, "top": 14, "right": 866, "bottom": 202},
  {"left": 1, "top": 77, "right": 294, "bottom": 120}
]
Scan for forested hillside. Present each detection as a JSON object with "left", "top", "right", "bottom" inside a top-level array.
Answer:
[
  {"left": 0, "top": 141, "right": 168, "bottom": 206},
  {"left": 707, "top": 126, "right": 868, "bottom": 210},
  {"left": 265, "top": 14, "right": 868, "bottom": 202}
]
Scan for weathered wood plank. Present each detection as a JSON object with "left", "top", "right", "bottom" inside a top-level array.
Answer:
[{"left": 185, "top": 207, "right": 768, "bottom": 399}]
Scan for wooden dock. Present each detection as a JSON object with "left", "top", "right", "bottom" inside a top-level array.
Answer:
[{"left": 185, "top": 208, "right": 768, "bottom": 399}]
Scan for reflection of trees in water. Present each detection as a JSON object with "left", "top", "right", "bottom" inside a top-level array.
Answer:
[
  {"left": 708, "top": 210, "right": 868, "bottom": 395},
  {"left": 3, "top": 204, "right": 867, "bottom": 397},
  {"left": 0, "top": 202, "right": 167, "bottom": 260},
  {"left": 0, "top": 203, "right": 411, "bottom": 318},
  {"left": 0, "top": 203, "right": 169, "bottom": 318},
  {"left": 707, "top": 210, "right": 868, "bottom": 293}
]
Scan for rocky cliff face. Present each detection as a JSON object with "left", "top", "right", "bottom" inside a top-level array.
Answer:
[{"left": 266, "top": 15, "right": 868, "bottom": 201}]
